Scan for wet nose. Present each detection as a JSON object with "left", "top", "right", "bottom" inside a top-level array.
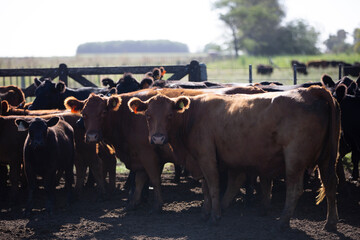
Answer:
[
  {"left": 85, "top": 131, "right": 101, "bottom": 143},
  {"left": 151, "top": 134, "right": 166, "bottom": 145}
]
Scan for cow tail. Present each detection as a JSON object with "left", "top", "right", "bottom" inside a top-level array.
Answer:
[{"left": 315, "top": 87, "right": 341, "bottom": 205}]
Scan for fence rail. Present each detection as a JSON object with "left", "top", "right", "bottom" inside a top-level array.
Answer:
[
  {"left": 0, "top": 60, "right": 352, "bottom": 98},
  {"left": 0, "top": 60, "right": 207, "bottom": 97}
]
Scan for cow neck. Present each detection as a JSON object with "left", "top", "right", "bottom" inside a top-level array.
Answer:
[{"left": 170, "top": 96, "right": 202, "bottom": 146}]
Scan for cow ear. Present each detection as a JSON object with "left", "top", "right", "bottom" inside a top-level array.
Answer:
[
  {"left": 107, "top": 96, "right": 122, "bottom": 111},
  {"left": 56, "top": 81, "right": 66, "bottom": 93},
  {"left": 334, "top": 84, "right": 347, "bottom": 102},
  {"left": 15, "top": 119, "right": 30, "bottom": 132},
  {"left": 64, "top": 96, "right": 85, "bottom": 113},
  {"left": 128, "top": 97, "right": 147, "bottom": 115},
  {"left": 347, "top": 81, "right": 357, "bottom": 95},
  {"left": 1, "top": 100, "right": 9, "bottom": 114},
  {"left": 34, "top": 78, "right": 42, "bottom": 87},
  {"left": 46, "top": 117, "right": 60, "bottom": 127},
  {"left": 174, "top": 96, "right": 190, "bottom": 113},
  {"left": 321, "top": 74, "right": 335, "bottom": 88}
]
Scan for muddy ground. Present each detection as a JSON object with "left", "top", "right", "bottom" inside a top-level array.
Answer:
[{"left": 0, "top": 171, "right": 359, "bottom": 240}]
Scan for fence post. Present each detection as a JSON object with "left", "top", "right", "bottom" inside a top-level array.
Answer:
[
  {"left": 293, "top": 64, "right": 297, "bottom": 85},
  {"left": 338, "top": 64, "right": 342, "bottom": 79},
  {"left": 188, "top": 60, "right": 201, "bottom": 82},
  {"left": 249, "top": 64, "right": 252, "bottom": 84},
  {"left": 59, "top": 63, "right": 68, "bottom": 85},
  {"left": 21, "top": 76, "right": 25, "bottom": 89}
]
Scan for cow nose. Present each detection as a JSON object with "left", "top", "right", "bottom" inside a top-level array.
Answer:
[
  {"left": 85, "top": 131, "right": 101, "bottom": 143},
  {"left": 151, "top": 134, "right": 167, "bottom": 145}
]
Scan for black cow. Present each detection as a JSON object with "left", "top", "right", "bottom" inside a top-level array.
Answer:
[
  {"left": 291, "top": 60, "right": 308, "bottom": 75},
  {"left": 102, "top": 73, "right": 143, "bottom": 94},
  {"left": 321, "top": 75, "right": 360, "bottom": 182},
  {"left": 256, "top": 64, "right": 273, "bottom": 75},
  {"left": 344, "top": 64, "right": 360, "bottom": 77},
  {"left": 29, "top": 78, "right": 111, "bottom": 110},
  {"left": 15, "top": 117, "right": 74, "bottom": 215}
]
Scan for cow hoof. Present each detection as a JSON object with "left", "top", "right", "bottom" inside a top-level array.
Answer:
[
  {"left": 23, "top": 210, "right": 32, "bottom": 218},
  {"left": 276, "top": 221, "right": 290, "bottom": 232},
  {"left": 208, "top": 216, "right": 220, "bottom": 226},
  {"left": 324, "top": 222, "right": 337, "bottom": 232}
]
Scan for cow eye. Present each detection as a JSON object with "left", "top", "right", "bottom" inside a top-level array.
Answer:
[
  {"left": 167, "top": 113, "right": 173, "bottom": 120},
  {"left": 83, "top": 114, "right": 88, "bottom": 119}
]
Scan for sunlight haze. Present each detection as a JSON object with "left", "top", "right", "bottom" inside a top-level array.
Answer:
[{"left": 0, "top": 0, "right": 359, "bottom": 57}]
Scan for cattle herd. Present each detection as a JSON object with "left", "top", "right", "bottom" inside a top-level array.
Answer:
[
  {"left": 0, "top": 66, "right": 359, "bottom": 233},
  {"left": 256, "top": 60, "right": 360, "bottom": 76}
]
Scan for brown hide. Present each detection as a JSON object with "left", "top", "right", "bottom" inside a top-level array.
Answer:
[
  {"left": 0, "top": 86, "right": 25, "bottom": 107},
  {"left": 129, "top": 86, "right": 340, "bottom": 230}
]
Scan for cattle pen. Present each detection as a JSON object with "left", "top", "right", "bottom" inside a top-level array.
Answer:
[{"left": 0, "top": 59, "right": 359, "bottom": 240}]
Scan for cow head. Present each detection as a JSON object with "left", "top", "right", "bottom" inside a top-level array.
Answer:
[
  {"left": 64, "top": 93, "right": 121, "bottom": 143},
  {"left": 128, "top": 94, "right": 190, "bottom": 145},
  {"left": 29, "top": 78, "right": 66, "bottom": 110},
  {"left": 116, "top": 73, "right": 141, "bottom": 94},
  {"left": 15, "top": 117, "right": 60, "bottom": 149}
]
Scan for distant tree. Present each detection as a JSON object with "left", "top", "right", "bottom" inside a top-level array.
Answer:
[
  {"left": 213, "top": 0, "right": 285, "bottom": 56},
  {"left": 76, "top": 40, "right": 189, "bottom": 54},
  {"left": 203, "top": 42, "right": 222, "bottom": 53},
  {"left": 353, "top": 28, "right": 360, "bottom": 53},
  {"left": 274, "top": 20, "right": 320, "bottom": 55},
  {"left": 324, "top": 29, "right": 352, "bottom": 53}
]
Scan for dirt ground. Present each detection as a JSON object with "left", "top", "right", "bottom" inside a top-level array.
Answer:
[{"left": 0, "top": 171, "right": 359, "bottom": 240}]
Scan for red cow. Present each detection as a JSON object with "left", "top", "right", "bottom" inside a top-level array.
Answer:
[{"left": 127, "top": 86, "right": 340, "bottom": 231}]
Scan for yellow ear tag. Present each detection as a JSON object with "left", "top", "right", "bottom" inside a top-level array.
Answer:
[{"left": 179, "top": 101, "right": 184, "bottom": 109}]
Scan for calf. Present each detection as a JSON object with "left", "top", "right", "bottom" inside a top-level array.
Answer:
[
  {"left": 128, "top": 86, "right": 340, "bottom": 231},
  {"left": 15, "top": 117, "right": 74, "bottom": 215}
]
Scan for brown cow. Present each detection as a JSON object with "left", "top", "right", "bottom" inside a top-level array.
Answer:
[
  {"left": 63, "top": 86, "right": 272, "bottom": 210},
  {"left": 0, "top": 85, "right": 25, "bottom": 107},
  {"left": 127, "top": 86, "right": 340, "bottom": 231}
]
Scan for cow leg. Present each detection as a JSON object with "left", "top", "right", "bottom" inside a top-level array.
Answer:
[
  {"left": 173, "top": 164, "right": 182, "bottom": 183},
  {"left": 259, "top": 176, "right": 273, "bottom": 216},
  {"left": 318, "top": 162, "right": 339, "bottom": 231},
  {"left": 221, "top": 171, "right": 246, "bottom": 210},
  {"left": 64, "top": 165, "right": 74, "bottom": 206},
  {"left": 24, "top": 166, "right": 35, "bottom": 216},
  {"left": 44, "top": 171, "right": 56, "bottom": 215},
  {"left": 196, "top": 152, "right": 220, "bottom": 224},
  {"left": 278, "top": 169, "right": 304, "bottom": 230},
  {"left": 145, "top": 164, "right": 163, "bottom": 212},
  {"left": 128, "top": 170, "right": 148, "bottom": 210},
  {"left": 9, "top": 161, "right": 21, "bottom": 201},
  {"left": 201, "top": 179, "right": 211, "bottom": 220},
  {"left": 74, "top": 158, "right": 86, "bottom": 196},
  {"left": 89, "top": 157, "right": 106, "bottom": 197},
  {"left": 351, "top": 150, "right": 359, "bottom": 180},
  {"left": 107, "top": 155, "right": 116, "bottom": 192}
]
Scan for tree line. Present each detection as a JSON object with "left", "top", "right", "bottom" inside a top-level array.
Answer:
[
  {"left": 210, "top": 0, "right": 360, "bottom": 56},
  {"left": 76, "top": 40, "right": 189, "bottom": 54}
]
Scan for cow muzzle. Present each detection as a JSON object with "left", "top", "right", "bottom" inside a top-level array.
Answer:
[
  {"left": 150, "top": 133, "right": 167, "bottom": 145},
  {"left": 85, "top": 131, "right": 102, "bottom": 143}
]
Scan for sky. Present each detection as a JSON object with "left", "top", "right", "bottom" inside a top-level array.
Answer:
[{"left": 0, "top": 0, "right": 359, "bottom": 57}]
